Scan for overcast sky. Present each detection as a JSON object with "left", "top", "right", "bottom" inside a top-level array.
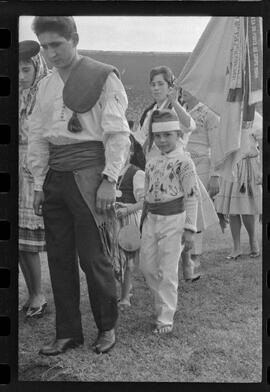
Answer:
[{"left": 19, "top": 16, "right": 211, "bottom": 52}]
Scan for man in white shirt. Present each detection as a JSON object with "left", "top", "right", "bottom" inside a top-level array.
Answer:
[{"left": 28, "top": 16, "right": 130, "bottom": 355}]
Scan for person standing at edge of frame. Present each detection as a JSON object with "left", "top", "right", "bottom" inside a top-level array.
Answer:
[
  {"left": 19, "top": 40, "right": 50, "bottom": 318},
  {"left": 27, "top": 16, "right": 131, "bottom": 356}
]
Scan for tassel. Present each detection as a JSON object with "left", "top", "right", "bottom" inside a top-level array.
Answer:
[
  {"left": 98, "top": 212, "right": 119, "bottom": 259},
  {"left": 239, "top": 183, "right": 246, "bottom": 193},
  {"left": 140, "top": 202, "right": 149, "bottom": 233},
  {"left": 98, "top": 223, "right": 111, "bottom": 258},
  {"left": 68, "top": 112, "right": 82, "bottom": 133}
]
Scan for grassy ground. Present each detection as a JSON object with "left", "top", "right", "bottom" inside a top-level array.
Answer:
[{"left": 18, "top": 221, "right": 262, "bottom": 382}]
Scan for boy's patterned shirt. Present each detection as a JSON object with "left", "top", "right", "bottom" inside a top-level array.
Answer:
[{"left": 145, "top": 147, "right": 199, "bottom": 232}]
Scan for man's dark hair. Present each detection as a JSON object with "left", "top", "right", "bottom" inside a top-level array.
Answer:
[{"left": 32, "top": 16, "right": 77, "bottom": 40}]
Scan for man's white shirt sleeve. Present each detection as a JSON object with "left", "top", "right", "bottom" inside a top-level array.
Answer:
[
  {"left": 27, "top": 84, "right": 50, "bottom": 191},
  {"left": 101, "top": 72, "right": 131, "bottom": 182}
]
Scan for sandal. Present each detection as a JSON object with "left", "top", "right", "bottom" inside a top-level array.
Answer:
[
  {"left": 118, "top": 299, "right": 131, "bottom": 307},
  {"left": 183, "top": 265, "right": 201, "bottom": 283},
  {"left": 184, "top": 273, "right": 201, "bottom": 283},
  {"left": 26, "top": 302, "right": 47, "bottom": 319},
  {"left": 249, "top": 251, "right": 260, "bottom": 258},
  {"left": 153, "top": 324, "right": 173, "bottom": 334}
]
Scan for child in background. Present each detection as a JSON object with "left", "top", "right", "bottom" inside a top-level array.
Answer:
[
  {"left": 215, "top": 111, "right": 262, "bottom": 259},
  {"left": 114, "top": 134, "right": 145, "bottom": 307},
  {"left": 140, "top": 110, "right": 199, "bottom": 334}
]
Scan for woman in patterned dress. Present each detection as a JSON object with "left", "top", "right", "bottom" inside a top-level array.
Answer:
[
  {"left": 180, "top": 89, "right": 221, "bottom": 277},
  {"left": 19, "top": 41, "right": 50, "bottom": 317},
  {"left": 215, "top": 111, "right": 262, "bottom": 259}
]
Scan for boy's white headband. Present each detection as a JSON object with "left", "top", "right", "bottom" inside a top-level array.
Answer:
[{"left": 152, "top": 121, "right": 180, "bottom": 133}]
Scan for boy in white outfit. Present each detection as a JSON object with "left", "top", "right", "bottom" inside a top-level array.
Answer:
[{"left": 140, "top": 110, "right": 199, "bottom": 334}]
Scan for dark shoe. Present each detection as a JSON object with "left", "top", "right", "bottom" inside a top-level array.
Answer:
[
  {"left": 94, "top": 329, "right": 116, "bottom": 354},
  {"left": 26, "top": 302, "right": 47, "bottom": 319},
  {"left": 39, "top": 337, "right": 84, "bottom": 356},
  {"left": 183, "top": 264, "right": 201, "bottom": 282}
]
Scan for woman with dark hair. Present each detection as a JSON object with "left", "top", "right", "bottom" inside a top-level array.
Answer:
[
  {"left": 215, "top": 111, "right": 262, "bottom": 259},
  {"left": 180, "top": 89, "right": 220, "bottom": 275},
  {"left": 133, "top": 66, "right": 196, "bottom": 160},
  {"left": 19, "top": 40, "right": 50, "bottom": 317}
]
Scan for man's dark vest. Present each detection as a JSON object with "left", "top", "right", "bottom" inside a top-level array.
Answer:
[{"left": 63, "top": 56, "right": 120, "bottom": 113}]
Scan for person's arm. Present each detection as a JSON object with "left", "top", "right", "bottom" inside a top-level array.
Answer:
[
  {"left": 27, "top": 85, "right": 50, "bottom": 192},
  {"left": 206, "top": 109, "right": 220, "bottom": 197},
  {"left": 116, "top": 170, "right": 145, "bottom": 218},
  {"left": 101, "top": 73, "right": 131, "bottom": 182},
  {"left": 252, "top": 111, "right": 263, "bottom": 157},
  {"left": 167, "top": 87, "right": 196, "bottom": 132},
  {"left": 27, "top": 84, "right": 50, "bottom": 216},
  {"left": 128, "top": 170, "right": 145, "bottom": 213},
  {"left": 178, "top": 158, "right": 199, "bottom": 249},
  {"left": 181, "top": 159, "right": 199, "bottom": 250},
  {"left": 96, "top": 73, "right": 131, "bottom": 213},
  {"left": 252, "top": 111, "right": 263, "bottom": 183}
]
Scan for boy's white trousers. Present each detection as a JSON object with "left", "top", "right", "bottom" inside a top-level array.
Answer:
[{"left": 139, "top": 211, "right": 186, "bottom": 327}]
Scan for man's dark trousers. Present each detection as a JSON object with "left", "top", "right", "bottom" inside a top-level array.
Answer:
[{"left": 43, "top": 169, "right": 118, "bottom": 340}]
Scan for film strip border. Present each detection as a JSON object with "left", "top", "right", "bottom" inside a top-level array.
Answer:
[
  {"left": 0, "top": 10, "right": 18, "bottom": 387},
  {"left": 264, "top": 0, "right": 270, "bottom": 385},
  {"left": 0, "top": 2, "right": 269, "bottom": 390}
]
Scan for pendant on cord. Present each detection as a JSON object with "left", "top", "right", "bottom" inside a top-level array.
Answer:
[{"left": 68, "top": 112, "right": 83, "bottom": 133}]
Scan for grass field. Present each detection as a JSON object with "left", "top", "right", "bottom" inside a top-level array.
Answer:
[{"left": 18, "top": 220, "right": 262, "bottom": 382}]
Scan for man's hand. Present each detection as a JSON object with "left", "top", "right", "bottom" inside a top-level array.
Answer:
[
  {"left": 182, "top": 230, "right": 194, "bottom": 251},
  {"left": 96, "top": 179, "right": 116, "bottom": 214},
  {"left": 33, "top": 191, "right": 44, "bottom": 216},
  {"left": 207, "top": 176, "right": 219, "bottom": 198}
]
